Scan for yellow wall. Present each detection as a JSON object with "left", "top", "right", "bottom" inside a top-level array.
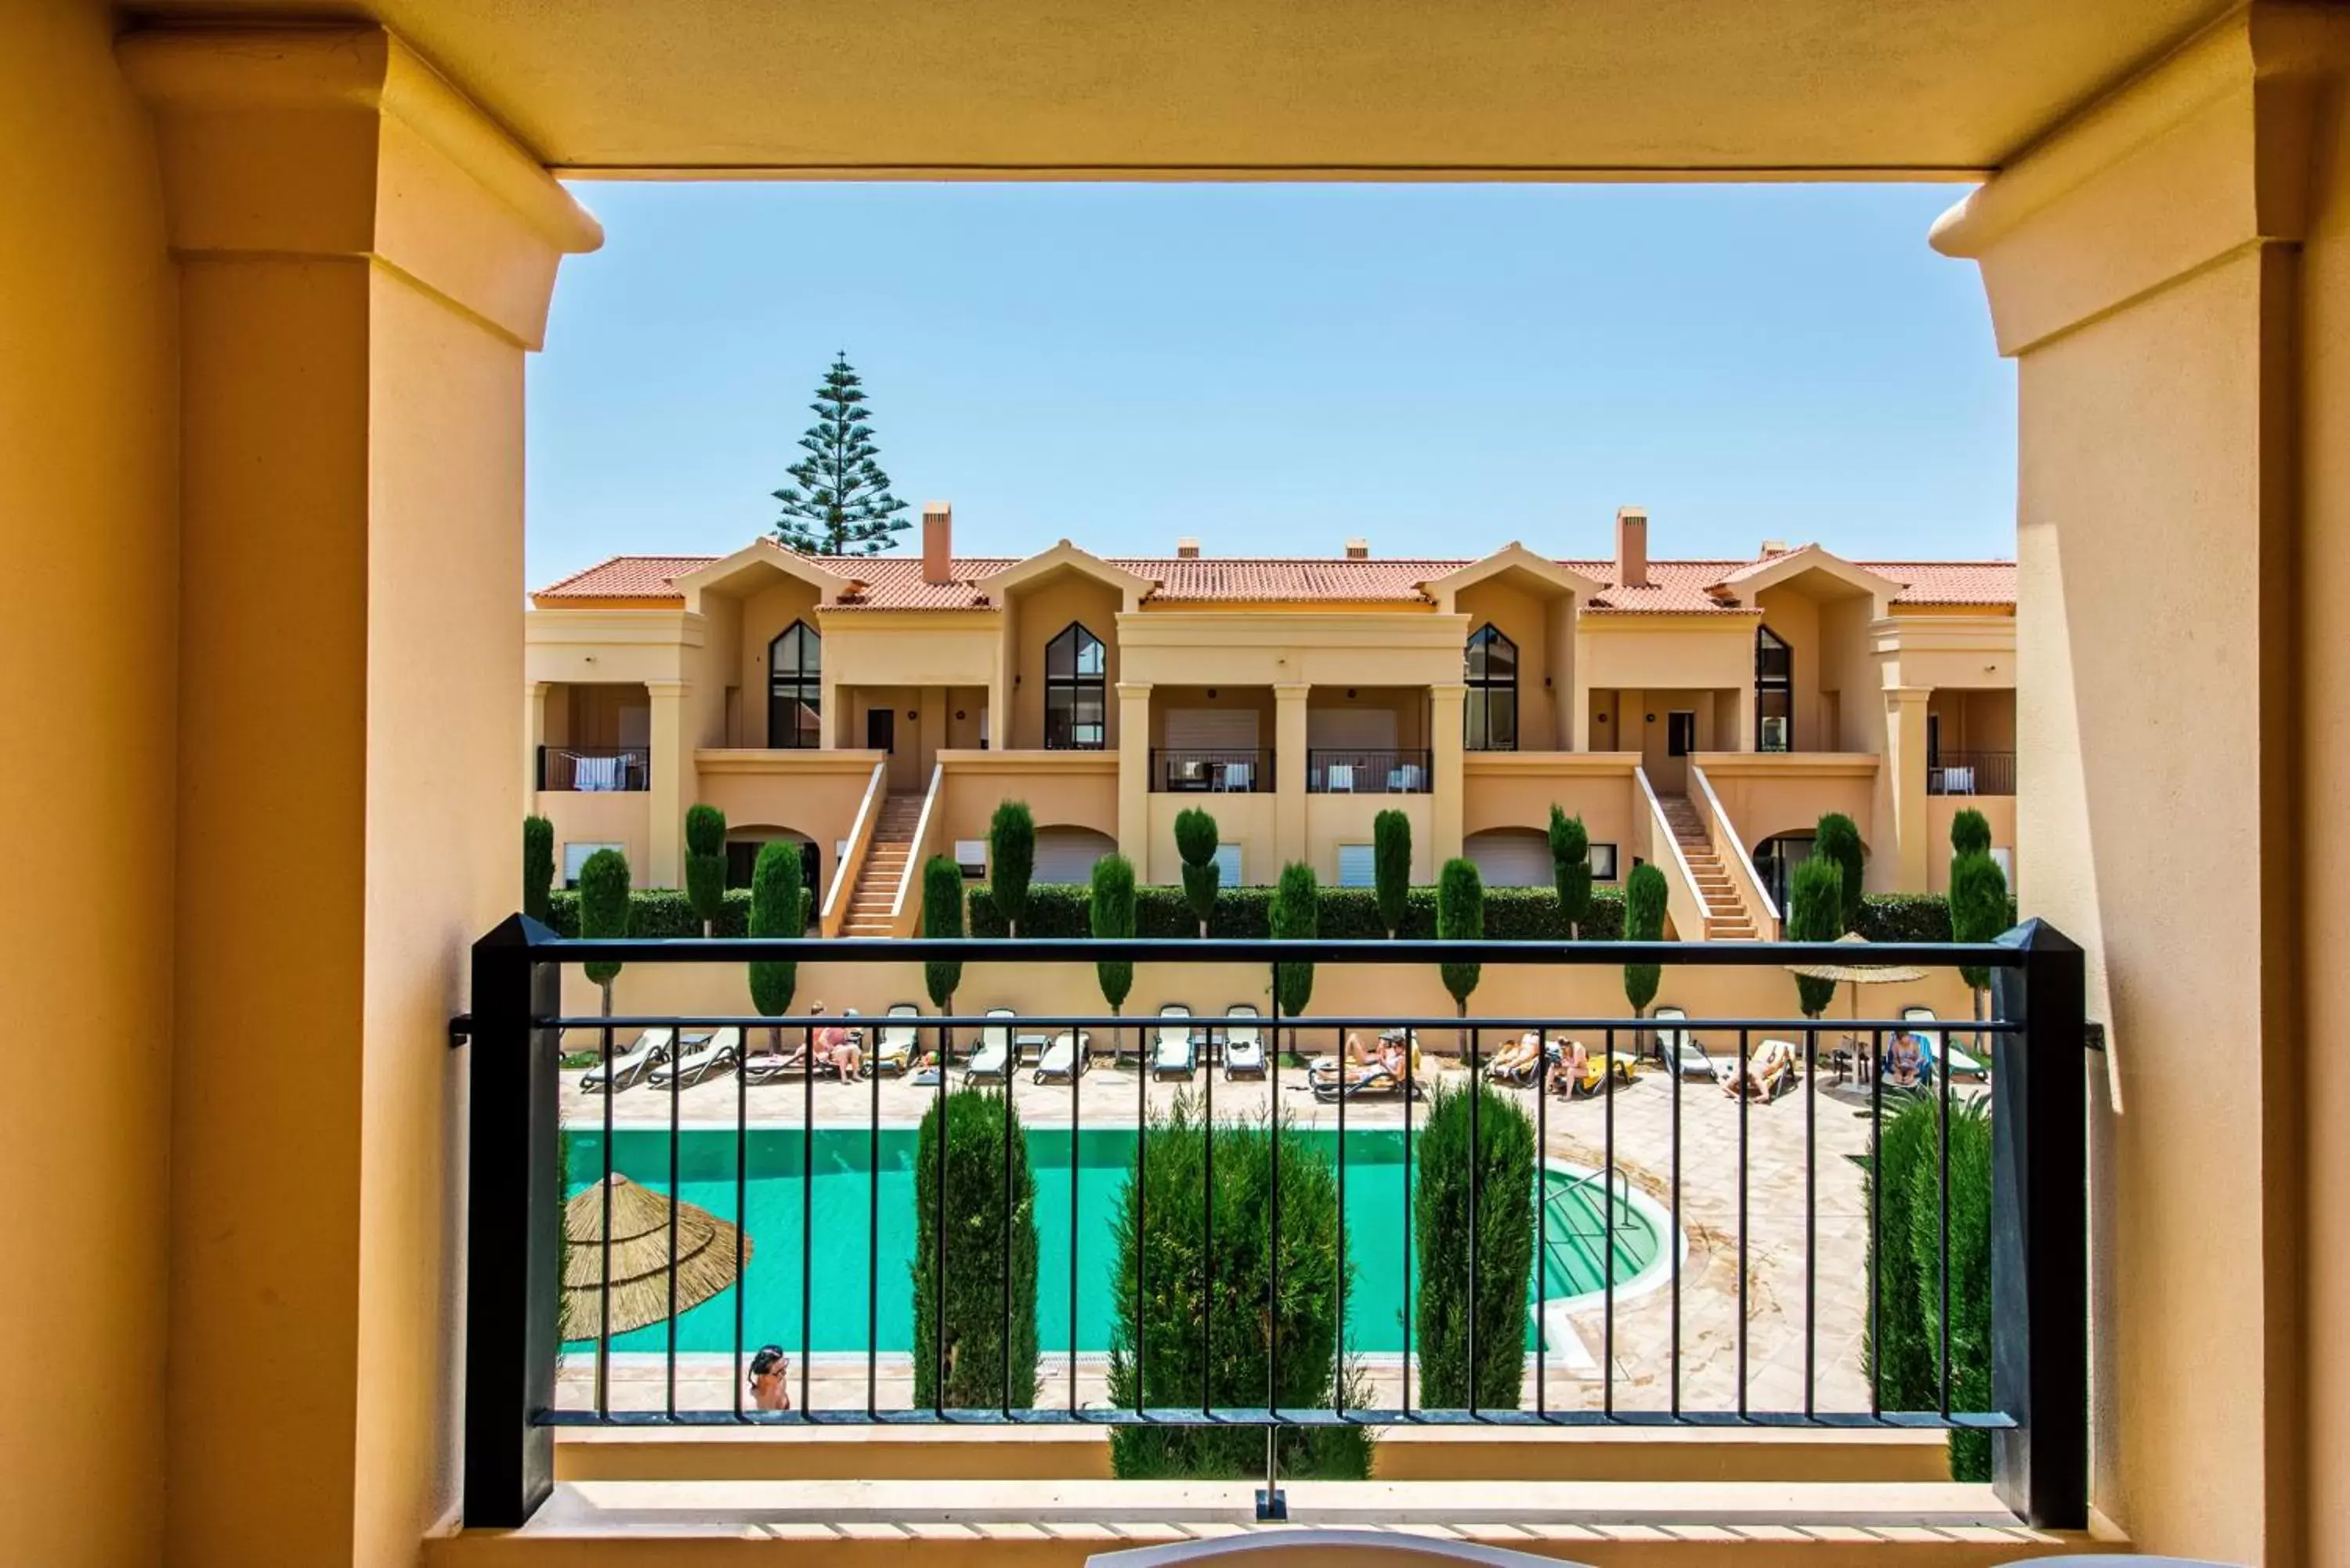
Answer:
[
  {"left": 1306, "top": 792, "right": 1434, "bottom": 883},
  {"left": 693, "top": 752, "right": 884, "bottom": 900},
  {"left": 1456, "top": 578, "right": 1560, "bottom": 750},
  {"left": 1752, "top": 584, "right": 1822, "bottom": 751},
  {"left": 1925, "top": 794, "right": 2018, "bottom": 895},
  {"left": 0, "top": 5, "right": 177, "bottom": 1566},
  {"left": 938, "top": 753, "right": 1120, "bottom": 851},
  {"left": 740, "top": 576, "right": 821, "bottom": 745},
  {"left": 1009, "top": 574, "right": 1123, "bottom": 750},
  {"left": 1147, "top": 791, "right": 1278, "bottom": 884},
  {"left": 1694, "top": 753, "right": 1880, "bottom": 864}
]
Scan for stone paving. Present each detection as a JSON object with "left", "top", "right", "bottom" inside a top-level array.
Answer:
[{"left": 556, "top": 1028, "right": 1966, "bottom": 1425}]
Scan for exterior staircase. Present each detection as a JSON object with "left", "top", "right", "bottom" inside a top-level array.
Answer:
[
  {"left": 1657, "top": 793, "right": 1759, "bottom": 941},
  {"left": 839, "top": 793, "right": 926, "bottom": 938}
]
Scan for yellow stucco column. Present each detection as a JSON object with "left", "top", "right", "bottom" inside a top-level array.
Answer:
[
  {"left": 646, "top": 678, "right": 690, "bottom": 887},
  {"left": 1116, "top": 681, "right": 1152, "bottom": 873},
  {"left": 123, "top": 27, "right": 598, "bottom": 1568},
  {"left": 1430, "top": 682, "right": 1466, "bottom": 866},
  {"left": 525, "top": 680, "right": 551, "bottom": 804},
  {"left": 1875, "top": 685, "right": 1929, "bottom": 892},
  {"left": 1274, "top": 681, "right": 1311, "bottom": 873},
  {"left": 1932, "top": 8, "right": 2346, "bottom": 1559}
]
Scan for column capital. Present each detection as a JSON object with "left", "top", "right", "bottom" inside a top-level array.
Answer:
[
  {"left": 1115, "top": 681, "right": 1154, "bottom": 698},
  {"left": 1429, "top": 682, "right": 1468, "bottom": 702},
  {"left": 1274, "top": 681, "right": 1312, "bottom": 699},
  {"left": 1883, "top": 685, "right": 1932, "bottom": 706},
  {"left": 643, "top": 678, "right": 689, "bottom": 698},
  {"left": 121, "top": 26, "right": 601, "bottom": 349}
]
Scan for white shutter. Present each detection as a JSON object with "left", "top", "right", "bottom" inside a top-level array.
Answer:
[
  {"left": 1213, "top": 844, "right": 1244, "bottom": 887},
  {"left": 1164, "top": 708, "right": 1260, "bottom": 750},
  {"left": 1465, "top": 829, "right": 1554, "bottom": 888},
  {"left": 1033, "top": 828, "right": 1116, "bottom": 883},
  {"left": 1336, "top": 844, "right": 1376, "bottom": 887}
]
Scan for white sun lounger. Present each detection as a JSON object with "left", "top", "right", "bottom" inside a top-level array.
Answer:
[
  {"left": 1153, "top": 1004, "right": 1198, "bottom": 1080},
  {"left": 1901, "top": 1006, "right": 1989, "bottom": 1080},
  {"left": 1032, "top": 1031, "right": 1090, "bottom": 1083},
  {"left": 578, "top": 1026, "right": 674, "bottom": 1093},
  {"left": 648, "top": 1026, "right": 741, "bottom": 1089},
  {"left": 965, "top": 1008, "right": 1016, "bottom": 1082},
  {"left": 1650, "top": 1007, "right": 1716, "bottom": 1078},
  {"left": 1221, "top": 1004, "right": 1267, "bottom": 1080},
  {"left": 868, "top": 1002, "right": 921, "bottom": 1076}
]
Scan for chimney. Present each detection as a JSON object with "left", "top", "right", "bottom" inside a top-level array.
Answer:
[
  {"left": 1615, "top": 506, "right": 1649, "bottom": 588},
  {"left": 1760, "top": 539, "right": 1789, "bottom": 556},
  {"left": 1344, "top": 537, "right": 1370, "bottom": 559},
  {"left": 1176, "top": 537, "right": 1201, "bottom": 559},
  {"left": 922, "top": 501, "right": 953, "bottom": 584}
]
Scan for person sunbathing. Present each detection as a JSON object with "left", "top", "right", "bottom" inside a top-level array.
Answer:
[
  {"left": 1546, "top": 1037, "right": 1591, "bottom": 1096},
  {"left": 1884, "top": 1031, "right": 1927, "bottom": 1089},
  {"left": 807, "top": 1003, "right": 862, "bottom": 1082},
  {"left": 1488, "top": 1031, "right": 1546, "bottom": 1078},
  {"left": 1719, "top": 1038, "right": 1798, "bottom": 1100}
]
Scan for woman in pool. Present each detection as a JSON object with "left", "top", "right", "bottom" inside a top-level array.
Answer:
[{"left": 749, "top": 1345, "right": 792, "bottom": 1411}]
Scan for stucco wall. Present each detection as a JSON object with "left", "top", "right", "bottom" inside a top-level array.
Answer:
[
  {"left": 1457, "top": 577, "right": 1561, "bottom": 750},
  {"left": 1009, "top": 575, "right": 1123, "bottom": 750}
]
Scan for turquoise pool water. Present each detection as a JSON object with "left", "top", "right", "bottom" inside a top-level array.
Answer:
[{"left": 563, "top": 1127, "right": 1665, "bottom": 1356}]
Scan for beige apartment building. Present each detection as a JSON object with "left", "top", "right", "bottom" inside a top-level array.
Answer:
[{"left": 527, "top": 505, "right": 2016, "bottom": 938}]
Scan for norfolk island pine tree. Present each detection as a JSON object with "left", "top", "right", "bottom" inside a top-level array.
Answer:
[{"left": 771, "top": 352, "right": 911, "bottom": 555}]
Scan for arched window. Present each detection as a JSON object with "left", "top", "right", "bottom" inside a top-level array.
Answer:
[
  {"left": 1045, "top": 622, "right": 1107, "bottom": 750},
  {"left": 1756, "top": 626, "right": 1793, "bottom": 752},
  {"left": 1464, "top": 623, "right": 1517, "bottom": 751},
  {"left": 767, "top": 621, "right": 822, "bottom": 749}
]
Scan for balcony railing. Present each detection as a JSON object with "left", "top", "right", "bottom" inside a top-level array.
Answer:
[
  {"left": 458, "top": 927, "right": 2086, "bottom": 1534},
  {"left": 1929, "top": 750, "right": 2016, "bottom": 796},
  {"left": 1151, "top": 747, "right": 1273, "bottom": 793},
  {"left": 536, "top": 745, "right": 650, "bottom": 792},
  {"left": 1306, "top": 747, "right": 1432, "bottom": 793}
]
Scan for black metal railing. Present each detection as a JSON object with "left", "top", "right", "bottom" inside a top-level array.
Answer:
[
  {"left": 1929, "top": 750, "right": 2016, "bottom": 796},
  {"left": 1305, "top": 748, "right": 1432, "bottom": 793},
  {"left": 1150, "top": 747, "right": 1274, "bottom": 793},
  {"left": 536, "top": 745, "right": 651, "bottom": 792},
  {"left": 459, "top": 927, "right": 2086, "bottom": 1534}
]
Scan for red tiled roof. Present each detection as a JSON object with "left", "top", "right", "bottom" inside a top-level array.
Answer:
[{"left": 533, "top": 547, "right": 2016, "bottom": 612}]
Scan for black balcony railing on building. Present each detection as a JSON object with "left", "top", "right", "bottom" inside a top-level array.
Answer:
[
  {"left": 1306, "top": 748, "right": 1433, "bottom": 793},
  {"left": 457, "top": 927, "right": 2088, "bottom": 1534},
  {"left": 1152, "top": 747, "right": 1274, "bottom": 793},
  {"left": 536, "top": 745, "right": 651, "bottom": 793},
  {"left": 1928, "top": 750, "right": 2016, "bottom": 797}
]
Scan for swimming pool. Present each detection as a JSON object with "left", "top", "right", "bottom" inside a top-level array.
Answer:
[{"left": 562, "top": 1126, "right": 1671, "bottom": 1356}]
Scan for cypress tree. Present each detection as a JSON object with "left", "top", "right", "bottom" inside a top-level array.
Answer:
[
  {"left": 1814, "top": 813, "right": 1866, "bottom": 933},
  {"left": 989, "top": 800, "right": 1036, "bottom": 938},
  {"left": 1372, "top": 808, "right": 1412, "bottom": 940},
  {"left": 1437, "top": 857, "right": 1484, "bottom": 1055},
  {"left": 684, "top": 804, "right": 727, "bottom": 937},
  {"left": 579, "top": 848, "right": 631, "bottom": 1031},
  {"left": 748, "top": 840, "right": 802, "bottom": 1053},
  {"left": 522, "top": 814, "right": 555, "bottom": 926},
  {"left": 771, "top": 353, "right": 911, "bottom": 555},
  {"left": 1622, "top": 862, "right": 1666, "bottom": 1021},
  {"left": 912, "top": 1088, "right": 1040, "bottom": 1411},
  {"left": 1174, "top": 807, "right": 1220, "bottom": 937},
  {"left": 1415, "top": 1080, "right": 1536, "bottom": 1409},
  {"left": 1090, "top": 854, "right": 1136, "bottom": 1061},
  {"left": 1546, "top": 806, "right": 1593, "bottom": 939},
  {"left": 1270, "top": 862, "right": 1318, "bottom": 1050},
  {"left": 1948, "top": 807, "right": 1992, "bottom": 859},
  {"left": 922, "top": 855, "right": 965, "bottom": 1014},
  {"left": 1788, "top": 856, "right": 1844, "bottom": 1018}
]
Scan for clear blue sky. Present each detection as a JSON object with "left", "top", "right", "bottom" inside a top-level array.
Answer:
[{"left": 526, "top": 182, "right": 2012, "bottom": 587}]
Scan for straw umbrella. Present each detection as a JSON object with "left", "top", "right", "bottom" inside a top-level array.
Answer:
[
  {"left": 562, "top": 1173, "right": 751, "bottom": 1339},
  {"left": 1785, "top": 931, "right": 1927, "bottom": 1080}
]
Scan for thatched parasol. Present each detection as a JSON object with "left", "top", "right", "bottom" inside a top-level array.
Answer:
[
  {"left": 1785, "top": 931, "right": 1929, "bottom": 1039},
  {"left": 562, "top": 1173, "right": 750, "bottom": 1339}
]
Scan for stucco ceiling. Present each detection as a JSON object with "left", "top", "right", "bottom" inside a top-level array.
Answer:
[{"left": 127, "top": 0, "right": 2233, "bottom": 175}]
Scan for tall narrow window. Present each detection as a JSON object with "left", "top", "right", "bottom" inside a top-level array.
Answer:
[
  {"left": 767, "top": 621, "right": 822, "bottom": 748},
  {"left": 1756, "top": 625, "right": 1793, "bottom": 752},
  {"left": 1464, "top": 623, "right": 1518, "bottom": 751},
  {"left": 1045, "top": 622, "right": 1107, "bottom": 750}
]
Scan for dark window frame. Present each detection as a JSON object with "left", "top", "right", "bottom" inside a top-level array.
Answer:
[
  {"left": 766, "top": 620, "right": 822, "bottom": 750},
  {"left": 1464, "top": 622, "right": 1519, "bottom": 752},
  {"left": 1756, "top": 624, "right": 1793, "bottom": 752},
  {"left": 1044, "top": 621, "right": 1108, "bottom": 750},
  {"left": 1588, "top": 842, "right": 1620, "bottom": 883}
]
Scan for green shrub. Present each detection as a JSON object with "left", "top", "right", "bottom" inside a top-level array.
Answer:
[
  {"left": 964, "top": 883, "right": 1625, "bottom": 941},
  {"left": 523, "top": 815, "right": 555, "bottom": 926},
  {"left": 1547, "top": 807, "right": 1593, "bottom": 939},
  {"left": 922, "top": 855, "right": 964, "bottom": 1010},
  {"left": 1373, "top": 809, "right": 1412, "bottom": 938},
  {"left": 911, "top": 1087, "right": 1040, "bottom": 1410},
  {"left": 1090, "top": 854, "right": 1136, "bottom": 1015},
  {"left": 1174, "top": 807, "right": 1220, "bottom": 936},
  {"left": 1948, "top": 851, "right": 2010, "bottom": 1001},
  {"left": 1270, "top": 862, "right": 1318, "bottom": 1021},
  {"left": 547, "top": 886, "right": 815, "bottom": 938},
  {"left": 1814, "top": 813, "right": 1866, "bottom": 932},
  {"left": 1852, "top": 893, "right": 2017, "bottom": 945},
  {"left": 1948, "top": 807, "right": 1991, "bottom": 858},
  {"left": 1105, "top": 1094, "right": 1371, "bottom": 1479},
  {"left": 1414, "top": 1081, "right": 1536, "bottom": 1409},
  {"left": 1437, "top": 857, "right": 1484, "bottom": 1025},
  {"left": 684, "top": 804, "right": 728, "bottom": 935},
  {"left": 1788, "top": 855, "right": 1843, "bottom": 1017},
  {"left": 989, "top": 800, "right": 1036, "bottom": 938},
  {"left": 1865, "top": 1095, "right": 1937, "bottom": 1420},
  {"left": 1622, "top": 862, "right": 1666, "bottom": 1017},
  {"left": 748, "top": 840, "right": 802, "bottom": 1041},
  {"left": 578, "top": 848, "right": 631, "bottom": 998},
  {"left": 1913, "top": 1096, "right": 1994, "bottom": 1480}
]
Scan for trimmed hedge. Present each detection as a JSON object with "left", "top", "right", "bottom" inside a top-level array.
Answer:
[
  {"left": 1851, "top": 894, "right": 2019, "bottom": 945},
  {"left": 969, "top": 883, "right": 1628, "bottom": 941},
  {"left": 546, "top": 886, "right": 808, "bottom": 938}
]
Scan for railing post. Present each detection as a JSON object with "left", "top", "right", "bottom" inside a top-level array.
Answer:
[
  {"left": 463, "top": 913, "right": 562, "bottom": 1527},
  {"left": 1988, "top": 918, "right": 2088, "bottom": 1529}
]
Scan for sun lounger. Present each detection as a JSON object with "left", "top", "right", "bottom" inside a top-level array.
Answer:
[
  {"left": 740, "top": 1039, "right": 811, "bottom": 1084},
  {"left": 965, "top": 1008, "right": 1016, "bottom": 1082},
  {"left": 1649, "top": 1006, "right": 1716, "bottom": 1079},
  {"left": 1032, "top": 1031, "right": 1090, "bottom": 1083},
  {"left": 1220, "top": 1005, "right": 1267, "bottom": 1079},
  {"left": 1901, "top": 1006, "right": 1988, "bottom": 1080},
  {"left": 1559, "top": 1049, "right": 1642, "bottom": 1097},
  {"left": 1716, "top": 1039, "right": 1799, "bottom": 1102},
  {"left": 579, "top": 1026, "right": 674, "bottom": 1093},
  {"left": 649, "top": 1027, "right": 741, "bottom": 1089},
  {"left": 1308, "top": 1036, "right": 1426, "bottom": 1101},
  {"left": 866, "top": 1002, "right": 921, "bottom": 1076},
  {"left": 1152, "top": 1004, "right": 1198, "bottom": 1080}
]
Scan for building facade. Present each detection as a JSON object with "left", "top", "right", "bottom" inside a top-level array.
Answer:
[{"left": 527, "top": 505, "right": 2016, "bottom": 938}]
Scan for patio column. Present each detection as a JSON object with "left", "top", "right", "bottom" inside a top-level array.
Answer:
[
  {"left": 1430, "top": 681, "right": 1466, "bottom": 865},
  {"left": 1875, "top": 685, "right": 1929, "bottom": 892},
  {"left": 1274, "top": 681, "right": 1311, "bottom": 871},
  {"left": 645, "top": 678, "right": 690, "bottom": 887},
  {"left": 124, "top": 26, "right": 598, "bottom": 1568},
  {"left": 525, "top": 680, "right": 551, "bottom": 802},
  {"left": 1932, "top": 6, "right": 2347, "bottom": 1559},
  {"left": 1117, "top": 680, "right": 1151, "bottom": 873}
]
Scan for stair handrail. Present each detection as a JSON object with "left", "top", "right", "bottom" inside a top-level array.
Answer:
[
  {"left": 819, "top": 760, "right": 890, "bottom": 938},
  {"left": 1690, "top": 761, "right": 1781, "bottom": 939},
  {"left": 1634, "top": 767, "right": 1712, "bottom": 946},
  {"left": 887, "top": 762, "right": 948, "bottom": 935}
]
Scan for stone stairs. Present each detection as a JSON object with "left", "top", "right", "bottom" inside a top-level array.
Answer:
[
  {"left": 839, "top": 793, "right": 926, "bottom": 938},
  {"left": 1657, "top": 793, "right": 1759, "bottom": 941}
]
